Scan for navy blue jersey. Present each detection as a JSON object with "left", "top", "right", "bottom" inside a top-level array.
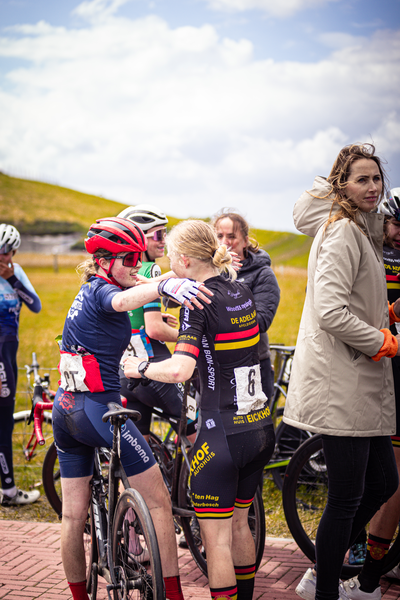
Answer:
[
  {"left": 61, "top": 276, "right": 130, "bottom": 395},
  {"left": 0, "top": 264, "right": 41, "bottom": 342}
]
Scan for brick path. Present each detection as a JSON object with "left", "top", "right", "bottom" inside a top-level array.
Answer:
[{"left": 0, "top": 520, "right": 399, "bottom": 599}]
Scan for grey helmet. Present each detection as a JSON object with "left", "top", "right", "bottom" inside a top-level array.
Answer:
[
  {"left": 0, "top": 224, "right": 21, "bottom": 253},
  {"left": 380, "top": 187, "right": 400, "bottom": 221},
  {"left": 117, "top": 204, "right": 168, "bottom": 232}
]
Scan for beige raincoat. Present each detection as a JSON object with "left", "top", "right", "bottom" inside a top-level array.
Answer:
[{"left": 283, "top": 177, "right": 395, "bottom": 437}]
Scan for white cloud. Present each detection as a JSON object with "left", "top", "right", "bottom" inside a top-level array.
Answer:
[
  {"left": 202, "top": 0, "right": 338, "bottom": 18},
  {"left": 0, "top": 8, "right": 399, "bottom": 231}
]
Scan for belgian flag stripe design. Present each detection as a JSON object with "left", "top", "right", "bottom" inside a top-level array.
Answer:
[
  {"left": 215, "top": 324, "right": 259, "bottom": 342},
  {"left": 215, "top": 333, "right": 260, "bottom": 351}
]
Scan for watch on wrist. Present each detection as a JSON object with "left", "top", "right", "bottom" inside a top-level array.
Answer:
[{"left": 138, "top": 360, "right": 150, "bottom": 380}]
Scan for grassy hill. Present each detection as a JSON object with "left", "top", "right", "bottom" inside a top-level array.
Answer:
[{"left": 0, "top": 172, "right": 311, "bottom": 267}]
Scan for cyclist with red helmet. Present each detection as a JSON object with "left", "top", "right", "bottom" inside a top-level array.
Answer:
[{"left": 52, "top": 216, "right": 211, "bottom": 600}]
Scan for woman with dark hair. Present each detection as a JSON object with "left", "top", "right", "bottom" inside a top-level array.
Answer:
[
  {"left": 283, "top": 144, "right": 400, "bottom": 600},
  {"left": 212, "top": 211, "right": 280, "bottom": 401}
]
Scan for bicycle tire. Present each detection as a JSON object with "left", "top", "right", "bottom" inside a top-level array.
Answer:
[
  {"left": 111, "top": 488, "right": 164, "bottom": 600},
  {"left": 282, "top": 434, "right": 400, "bottom": 579},
  {"left": 270, "top": 422, "right": 312, "bottom": 490},
  {"left": 177, "top": 460, "right": 266, "bottom": 576},
  {"left": 84, "top": 502, "right": 98, "bottom": 598},
  {"left": 42, "top": 441, "right": 62, "bottom": 517},
  {"left": 148, "top": 431, "right": 173, "bottom": 494}
]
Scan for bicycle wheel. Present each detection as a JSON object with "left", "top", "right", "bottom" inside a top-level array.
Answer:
[
  {"left": 282, "top": 434, "right": 400, "bottom": 579},
  {"left": 270, "top": 422, "right": 312, "bottom": 490},
  {"left": 42, "top": 441, "right": 62, "bottom": 517},
  {"left": 177, "top": 461, "right": 266, "bottom": 576},
  {"left": 148, "top": 432, "right": 173, "bottom": 494},
  {"left": 13, "top": 409, "right": 53, "bottom": 488},
  {"left": 111, "top": 488, "right": 164, "bottom": 600},
  {"left": 84, "top": 502, "right": 98, "bottom": 599}
]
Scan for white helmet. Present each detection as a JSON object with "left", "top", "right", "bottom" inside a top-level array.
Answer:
[
  {"left": 380, "top": 187, "right": 400, "bottom": 221},
  {"left": 0, "top": 224, "right": 21, "bottom": 254},
  {"left": 117, "top": 204, "right": 168, "bottom": 232}
]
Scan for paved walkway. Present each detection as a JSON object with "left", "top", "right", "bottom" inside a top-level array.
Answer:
[{"left": 0, "top": 520, "right": 400, "bottom": 599}]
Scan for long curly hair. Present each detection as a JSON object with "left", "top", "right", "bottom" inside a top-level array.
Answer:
[{"left": 322, "top": 143, "right": 388, "bottom": 231}]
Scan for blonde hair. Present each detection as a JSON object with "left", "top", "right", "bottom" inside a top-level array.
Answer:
[
  {"left": 76, "top": 249, "right": 113, "bottom": 283},
  {"left": 167, "top": 220, "right": 237, "bottom": 280},
  {"left": 322, "top": 143, "right": 388, "bottom": 231},
  {"left": 211, "top": 209, "right": 259, "bottom": 258}
]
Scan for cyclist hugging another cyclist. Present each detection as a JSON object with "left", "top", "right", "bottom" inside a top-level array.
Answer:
[
  {"left": 0, "top": 224, "right": 42, "bottom": 507},
  {"left": 124, "top": 219, "right": 275, "bottom": 600},
  {"left": 117, "top": 204, "right": 197, "bottom": 444},
  {"left": 52, "top": 217, "right": 211, "bottom": 600}
]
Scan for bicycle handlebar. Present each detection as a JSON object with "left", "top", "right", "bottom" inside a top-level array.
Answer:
[{"left": 33, "top": 401, "right": 54, "bottom": 445}]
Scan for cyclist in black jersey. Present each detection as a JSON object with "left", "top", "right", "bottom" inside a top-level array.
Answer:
[
  {"left": 124, "top": 219, "right": 275, "bottom": 600},
  {"left": 345, "top": 188, "right": 400, "bottom": 599}
]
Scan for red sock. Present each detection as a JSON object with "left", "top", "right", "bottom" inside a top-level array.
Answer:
[
  {"left": 164, "top": 575, "right": 184, "bottom": 600},
  {"left": 68, "top": 580, "right": 89, "bottom": 600}
]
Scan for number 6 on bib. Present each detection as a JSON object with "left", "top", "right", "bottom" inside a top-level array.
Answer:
[{"left": 234, "top": 364, "right": 267, "bottom": 415}]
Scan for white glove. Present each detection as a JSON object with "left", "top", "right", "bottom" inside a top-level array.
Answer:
[{"left": 158, "top": 278, "right": 201, "bottom": 304}]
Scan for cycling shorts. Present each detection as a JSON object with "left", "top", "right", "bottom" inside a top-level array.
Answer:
[
  {"left": 190, "top": 411, "right": 275, "bottom": 519},
  {"left": 120, "top": 370, "right": 197, "bottom": 437},
  {"left": 391, "top": 354, "right": 400, "bottom": 447},
  {"left": 52, "top": 388, "right": 156, "bottom": 478}
]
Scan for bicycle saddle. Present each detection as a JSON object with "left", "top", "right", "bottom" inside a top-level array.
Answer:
[{"left": 102, "top": 402, "right": 142, "bottom": 424}]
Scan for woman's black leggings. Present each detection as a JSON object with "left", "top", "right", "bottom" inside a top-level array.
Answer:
[{"left": 315, "top": 435, "right": 399, "bottom": 600}]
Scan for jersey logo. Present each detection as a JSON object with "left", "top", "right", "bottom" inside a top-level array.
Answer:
[
  {"left": 205, "top": 418, "right": 216, "bottom": 429},
  {"left": 227, "top": 289, "right": 242, "bottom": 299},
  {"left": 181, "top": 322, "right": 191, "bottom": 331}
]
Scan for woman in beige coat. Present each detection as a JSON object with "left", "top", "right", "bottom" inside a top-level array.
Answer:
[{"left": 283, "top": 144, "right": 400, "bottom": 600}]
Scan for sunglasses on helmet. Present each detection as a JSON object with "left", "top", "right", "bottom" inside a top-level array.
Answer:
[
  {"left": 146, "top": 229, "right": 167, "bottom": 242},
  {"left": 111, "top": 252, "right": 142, "bottom": 267}
]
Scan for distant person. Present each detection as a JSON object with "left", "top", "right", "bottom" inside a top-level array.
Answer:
[
  {"left": 117, "top": 204, "right": 197, "bottom": 443},
  {"left": 0, "top": 224, "right": 42, "bottom": 506},
  {"left": 283, "top": 144, "right": 400, "bottom": 600},
  {"left": 212, "top": 210, "right": 280, "bottom": 401}
]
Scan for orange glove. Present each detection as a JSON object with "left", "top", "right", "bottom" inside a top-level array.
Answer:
[{"left": 371, "top": 328, "right": 398, "bottom": 362}]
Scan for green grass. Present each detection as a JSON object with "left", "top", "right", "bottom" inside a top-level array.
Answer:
[{"left": 1, "top": 173, "right": 311, "bottom": 268}]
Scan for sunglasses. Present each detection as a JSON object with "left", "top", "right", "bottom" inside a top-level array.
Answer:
[
  {"left": 111, "top": 252, "right": 142, "bottom": 267},
  {"left": 0, "top": 244, "right": 14, "bottom": 254},
  {"left": 146, "top": 229, "right": 167, "bottom": 242}
]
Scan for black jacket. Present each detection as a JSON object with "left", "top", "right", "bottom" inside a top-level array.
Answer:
[{"left": 235, "top": 249, "right": 280, "bottom": 360}]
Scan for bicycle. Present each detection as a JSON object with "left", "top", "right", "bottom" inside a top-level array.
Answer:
[
  {"left": 79, "top": 401, "right": 164, "bottom": 600},
  {"left": 282, "top": 434, "right": 400, "bottom": 579},
  {"left": 12, "top": 352, "right": 56, "bottom": 488},
  {"left": 266, "top": 345, "right": 313, "bottom": 490}
]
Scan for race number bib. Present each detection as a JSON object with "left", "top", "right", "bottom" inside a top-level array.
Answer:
[
  {"left": 186, "top": 394, "right": 197, "bottom": 422},
  {"left": 234, "top": 364, "right": 267, "bottom": 415},
  {"left": 121, "top": 333, "right": 149, "bottom": 362},
  {"left": 59, "top": 353, "right": 89, "bottom": 392}
]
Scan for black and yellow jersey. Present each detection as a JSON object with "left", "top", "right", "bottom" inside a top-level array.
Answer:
[{"left": 174, "top": 275, "right": 271, "bottom": 433}]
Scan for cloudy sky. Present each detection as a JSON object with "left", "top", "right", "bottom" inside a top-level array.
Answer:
[{"left": 0, "top": 0, "right": 399, "bottom": 232}]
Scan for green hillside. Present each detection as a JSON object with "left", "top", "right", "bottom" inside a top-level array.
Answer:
[{"left": 0, "top": 172, "right": 311, "bottom": 267}]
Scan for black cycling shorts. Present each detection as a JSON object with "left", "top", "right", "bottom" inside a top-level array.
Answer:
[{"left": 190, "top": 411, "right": 275, "bottom": 519}]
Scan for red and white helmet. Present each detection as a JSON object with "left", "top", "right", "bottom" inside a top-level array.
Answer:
[{"left": 85, "top": 217, "right": 147, "bottom": 255}]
